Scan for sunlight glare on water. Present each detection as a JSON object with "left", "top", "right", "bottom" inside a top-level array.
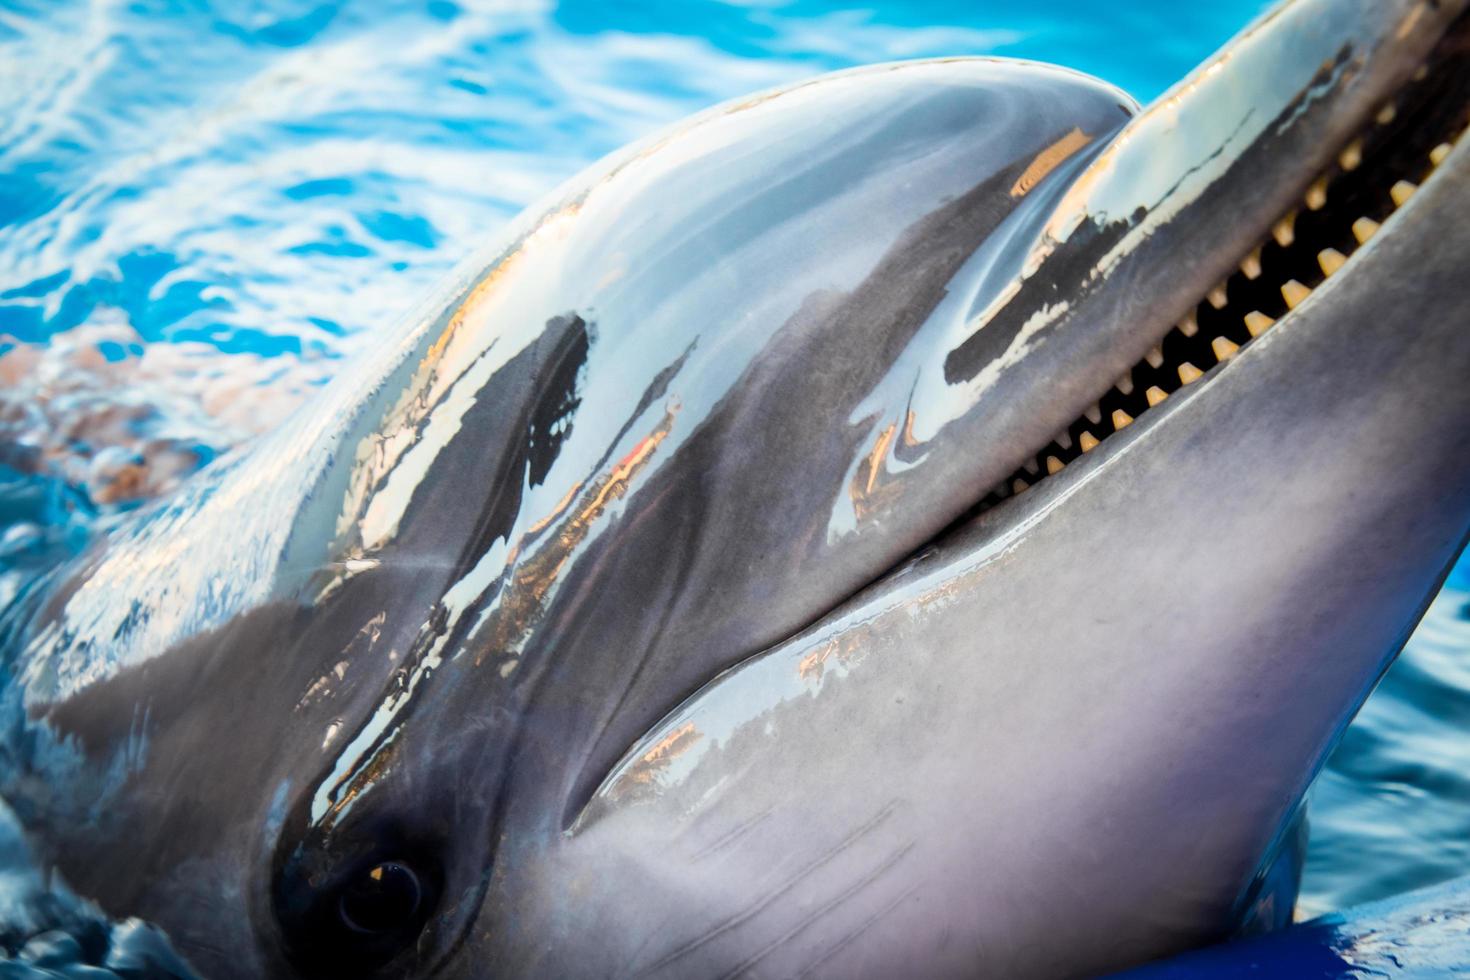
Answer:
[{"left": 0, "top": 0, "right": 1465, "bottom": 928}]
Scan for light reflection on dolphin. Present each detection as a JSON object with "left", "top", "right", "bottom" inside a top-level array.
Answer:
[{"left": 1, "top": 0, "right": 1468, "bottom": 976}]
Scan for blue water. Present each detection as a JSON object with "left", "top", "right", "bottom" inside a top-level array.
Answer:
[{"left": 0, "top": 0, "right": 1466, "bottom": 938}]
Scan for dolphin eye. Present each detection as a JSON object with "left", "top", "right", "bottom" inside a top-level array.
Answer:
[
  {"left": 338, "top": 861, "right": 423, "bottom": 934},
  {"left": 275, "top": 847, "right": 443, "bottom": 976}
]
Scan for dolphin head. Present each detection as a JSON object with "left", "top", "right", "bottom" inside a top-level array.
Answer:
[{"left": 2, "top": 0, "right": 1468, "bottom": 976}]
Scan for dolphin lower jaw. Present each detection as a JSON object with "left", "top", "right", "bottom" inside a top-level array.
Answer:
[{"left": 978, "top": 9, "right": 1470, "bottom": 509}]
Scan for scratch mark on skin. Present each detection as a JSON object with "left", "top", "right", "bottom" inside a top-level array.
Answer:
[
  {"left": 717, "top": 840, "right": 918, "bottom": 980},
  {"left": 793, "top": 884, "right": 922, "bottom": 980},
  {"left": 634, "top": 802, "right": 900, "bottom": 976},
  {"left": 690, "top": 806, "right": 775, "bottom": 862}
]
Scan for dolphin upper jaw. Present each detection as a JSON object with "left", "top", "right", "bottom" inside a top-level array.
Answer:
[{"left": 929, "top": 0, "right": 1469, "bottom": 504}]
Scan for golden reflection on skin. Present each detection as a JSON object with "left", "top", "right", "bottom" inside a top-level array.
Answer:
[
  {"left": 848, "top": 419, "right": 913, "bottom": 525},
  {"left": 428, "top": 203, "right": 584, "bottom": 367},
  {"left": 1028, "top": 0, "right": 1446, "bottom": 261},
  {"left": 900, "top": 408, "right": 920, "bottom": 450},
  {"left": 1009, "top": 127, "right": 1093, "bottom": 198},
  {"left": 317, "top": 729, "right": 402, "bottom": 836},
  {"left": 1397, "top": 3, "right": 1425, "bottom": 42},
  {"left": 295, "top": 611, "right": 386, "bottom": 711},
  {"left": 797, "top": 637, "right": 842, "bottom": 683},
  {"left": 609, "top": 721, "right": 703, "bottom": 803},
  {"left": 472, "top": 404, "right": 681, "bottom": 670},
  {"left": 793, "top": 545, "right": 1014, "bottom": 687},
  {"left": 525, "top": 480, "right": 586, "bottom": 537},
  {"left": 796, "top": 622, "right": 878, "bottom": 684}
]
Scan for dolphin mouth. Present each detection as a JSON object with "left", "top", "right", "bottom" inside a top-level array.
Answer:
[{"left": 974, "top": 13, "right": 1470, "bottom": 511}]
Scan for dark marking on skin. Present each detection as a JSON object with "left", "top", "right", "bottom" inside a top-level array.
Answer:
[
  {"left": 793, "top": 884, "right": 922, "bottom": 980},
  {"left": 423, "top": 312, "right": 594, "bottom": 584},
  {"left": 690, "top": 806, "right": 774, "bottom": 861},
  {"left": 941, "top": 208, "right": 1135, "bottom": 387},
  {"left": 635, "top": 801, "right": 899, "bottom": 975},
  {"left": 604, "top": 339, "right": 696, "bottom": 458},
  {"left": 525, "top": 315, "right": 590, "bottom": 489},
  {"left": 715, "top": 839, "right": 918, "bottom": 980}
]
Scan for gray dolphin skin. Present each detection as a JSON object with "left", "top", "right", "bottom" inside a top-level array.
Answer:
[{"left": 1, "top": 0, "right": 1468, "bottom": 976}]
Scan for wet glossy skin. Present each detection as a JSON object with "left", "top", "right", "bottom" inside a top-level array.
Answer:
[
  {"left": 0, "top": 57, "right": 1137, "bottom": 976},
  {"left": 0, "top": 0, "right": 1467, "bottom": 977},
  {"left": 555, "top": 141, "right": 1470, "bottom": 977}
]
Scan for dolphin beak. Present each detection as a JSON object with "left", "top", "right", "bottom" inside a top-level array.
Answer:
[
  {"left": 966, "top": 0, "right": 1470, "bottom": 506},
  {"left": 927, "top": 0, "right": 1469, "bottom": 510}
]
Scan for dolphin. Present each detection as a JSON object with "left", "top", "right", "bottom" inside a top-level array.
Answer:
[{"left": 1, "top": 0, "right": 1468, "bottom": 976}]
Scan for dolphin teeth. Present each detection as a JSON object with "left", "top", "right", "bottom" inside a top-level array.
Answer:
[
  {"left": 1281, "top": 279, "right": 1312, "bottom": 310},
  {"left": 1304, "top": 177, "right": 1328, "bottom": 211},
  {"left": 1352, "top": 217, "right": 1381, "bottom": 244},
  {"left": 1272, "top": 213, "right": 1296, "bottom": 247},
  {"left": 1243, "top": 311, "right": 1275, "bottom": 337},
  {"left": 1239, "top": 247, "right": 1263, "bottom": 280},
  {"left": 1318, "top": 248, "right": 1348, "bottom": 277},
  {"left": 985, "top": 64, "right": 1464, "bottom": 519}
]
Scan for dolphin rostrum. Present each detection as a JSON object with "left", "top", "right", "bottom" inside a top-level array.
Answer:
[{"left": 1, "top": 0, "right": 1468, "bottom": 976}]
